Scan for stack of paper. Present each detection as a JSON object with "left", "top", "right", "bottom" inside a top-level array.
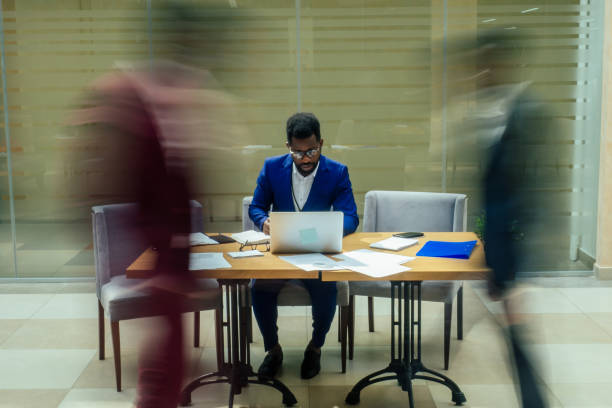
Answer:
[
  {"left": 189, "top": 232, "right": 219, "bottom": 246},
  {"left": 279, "top": 253, "right": 345, "bottom": 271},
  {"left": 189, "top": 253, "right": 231, "bottom": 270},
  {"left": 277, "top": 249, "right": 415, "bottom": 278},
  {"left": 369, "top": 237, "right": 418, "bottom": 251},
  {"left": 333, "top": 249, "right": 415, "bottom": 278},
  {"left": 231, "top": 230, "right": 270, "bottom": 245},
  {"left": 227, "top": 250, "right": 264, "bottom": 259}
]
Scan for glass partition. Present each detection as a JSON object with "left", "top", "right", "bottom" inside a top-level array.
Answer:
[{"left": 0, "top": 0, "right": 604, "bottom": 277}]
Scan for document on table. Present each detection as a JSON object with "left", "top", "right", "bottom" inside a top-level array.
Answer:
[
  {"left": 369, "top": 237, "right": 418, "bottom": 251},
  {"left": 231, "top": 230, "right": 270, "bottom": 245},
  {"left": 331, "top": 249, "right": 414, "bottom": 278},
  {"left": 336, "top": 249, "right": 414, "bottom": 266},
  {"left": 189, "top": 232, "right": 219, "bottom": 246},
  {"left": 189, "top": 252, "right": 231, "bottom": 270},
  {"left": 227, "top": 250, "right": 264, "bottom": 258},
  {"left": 279, "top": 253, "right": 345, "bottom": 271}
]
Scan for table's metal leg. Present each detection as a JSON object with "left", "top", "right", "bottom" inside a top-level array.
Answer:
[
  {"left": 346, "top": 282, "right": 414, "bottom": 406},
  {"left": 345, "top": 281, "right": 466, "bottom": 407},
  {"left": 409, "top": 282, "right": 466, "bottom": 406},
  {"left": 179, "top": 280, "right": 297, "bottom": 407}
]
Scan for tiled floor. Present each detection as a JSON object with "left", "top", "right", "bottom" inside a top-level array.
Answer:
[{"left": 0, "top": 278, "right": 611, "bottom": 407}]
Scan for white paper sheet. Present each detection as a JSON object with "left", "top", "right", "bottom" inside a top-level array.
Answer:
[
  {"left": 369, "top": 237, "right": 418, "bottom": 251},
  {"left": 278, "top": 253, "right": 345, "bottom": 271},
  {"left": 231, "top": 230, "right": 270, "bottom": 245},
  {"left": 341, "top": 262, "right": 411, "bottom": 278},
  {"left": 334, "top": 249, "right": 414, "bottom": 266},
  {"left": 189, "top": 232, "right": 219, "bottom": 246},
  {"left": 227, "top": 250, "right": 264, "bottom": 258},
  {"left": 189, "top": 252, "right": 231, "bottom": 270}
]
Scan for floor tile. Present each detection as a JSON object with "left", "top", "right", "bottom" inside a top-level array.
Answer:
[
  {"left": 58, "top": 388, "right": 137, "bottom": 408},
  {"left": 587, "top": 313, "right": 612, "bottom": 338},
  {"left": 190, "top": 383, "right": 310, "bottom": 408},
  {"left": 0, "top": 349, "right": 95, "bottom": 389},
  {"left": 0, "top": 319, "right": 25, "bottom": 346},
  {"left": 2, "top": 319, "right": 99, "bottom": 349},
  {"left": 548, "top": 382, "right": 612, "bottom": 407},
  {"left": 75, "top": 347, "right": 203, "bottom": 390},
  {"left": 430, "top": 384, "right": 519, "bottom": 408},
  {"left": 527, "top": 344, "right": 612, "bottom": 383},
  {"left": 429, "top": 383, "right": 563, "bottom": 408},
  {"left": 508, "top": 313, "right": 612, "bottom": 344},
  {"left": 0, "top": 389, "right": 68, "bottom": 408},
  {"left": 32, "top": 294, "right": 98, "bottom": 319},
  {"left": 474, "top": 287, "right": 582, "bottom": 315},
  {"left": 309, "top": 384, "right": 435, "bottom": 407},
  {"left": 558, "top": 288, "right": 612, "bottom": 313},
  {"left": 0, "top": 294, "right": 53, "bottom": 319}
]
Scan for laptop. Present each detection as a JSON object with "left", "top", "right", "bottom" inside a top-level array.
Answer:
[{"left": 270, "top": 211, "right": 343, "bottom": 254}]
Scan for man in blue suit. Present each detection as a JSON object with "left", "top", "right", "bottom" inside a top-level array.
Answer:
[{"left": 249, "top": 112, "right": 359, "bottom": 380}]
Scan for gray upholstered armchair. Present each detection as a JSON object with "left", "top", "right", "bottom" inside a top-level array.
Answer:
[
  {"left": 242, "top": 196, "right": 351, "bottom": 373},
  {"left": 349, "top": 191, "right": 467, "bottom": 370},
  {"left": 93, "top": 200, "right": 224, "bottom": 391}
]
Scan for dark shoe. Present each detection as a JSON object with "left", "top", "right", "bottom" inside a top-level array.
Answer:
[
  {"left": 300, "top": 343, "right": 321, "bottom": 379},
  {"left": 257, "top": 347, "right": 283, "bottom": 380}
]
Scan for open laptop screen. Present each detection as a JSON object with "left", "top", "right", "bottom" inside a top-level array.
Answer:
[{"left": 270, "top": 211, "right": 343, "bottom": 254}]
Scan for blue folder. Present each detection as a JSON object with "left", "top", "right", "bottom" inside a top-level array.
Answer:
[{"left": 416, "top": 240, "right": 477, "bottom": 259}]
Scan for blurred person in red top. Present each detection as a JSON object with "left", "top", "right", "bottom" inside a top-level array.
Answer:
[{"left": 70, "top": 3, "right": 242, "bottom": 407}]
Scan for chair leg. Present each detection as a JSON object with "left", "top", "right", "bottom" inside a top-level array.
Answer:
[
  {"left": 98, "top": 300, "right": 105, "bottom": 360},
  {"left": 444, "top": 302, "right": 452, "bottom": 371},
  {"left": 214, "top": 308, "right": 224, "bottom": 371},
  {"left": 338, "top": 305, "right": 343, "bottom": 342},
  {"left": 348, "top": 295, "right": 355, "bottom": 360},
  {"left": 110, "top": 321, "right": 121, "bottom": 392},
  {"left": 368, "top": 297, "right": 375, "bottom": 332},
  {"left": 340, "top": 305, "right": 348, "bottom": 373},
  {"left": 457, "top": 285, "right": 464, "bottom": 340},
  {"left": 247, "top": 307, "right": 253, "bottom": 343},
  {"left": 194, "top": 311, "right": 200, "bottom": 347}
]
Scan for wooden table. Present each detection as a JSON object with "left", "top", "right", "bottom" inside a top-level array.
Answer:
[
  {"left": 126, "top": 232, "right": 490, "bottom": 408},
  {"left": 322, "top": 232, "right": 489, "bottom": 407}
]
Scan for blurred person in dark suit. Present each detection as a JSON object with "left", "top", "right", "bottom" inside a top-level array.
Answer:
[{"left": 474, "top": 29, "right": 549, "bottom": 408}]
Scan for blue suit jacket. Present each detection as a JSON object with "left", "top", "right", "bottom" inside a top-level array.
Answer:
[{"left": 249, "top": 154, "right": 359, "bottom": 236}]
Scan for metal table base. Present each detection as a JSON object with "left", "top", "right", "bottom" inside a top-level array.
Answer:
[
  {"left": 345, "top": 282, "right": 466, "bottom": 407},
  {"left": 180, "top": 280, "right": 297, "bottom": 407}
]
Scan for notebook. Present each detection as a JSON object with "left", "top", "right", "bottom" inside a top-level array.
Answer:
[
  {"left": 416, "top": 240, "right": 477, "bottom": 259},
  {"left": 369, "top": 236, "right": 418, "bottom": 251}
]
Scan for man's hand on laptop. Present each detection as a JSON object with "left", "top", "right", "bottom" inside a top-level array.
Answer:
[{"left": 263, "top": 218, "right": 271, "bottom": 235}]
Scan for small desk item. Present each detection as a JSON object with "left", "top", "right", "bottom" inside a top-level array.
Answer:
[
  {"left": 369, "top": 236, "right": 418, "bottom": 251},
  {"left": 188, "top": 253, "right": 231, "bottom": 270},
  {"left": 231, "top": 230, "right": 270, "bottom": 245},
  {"left": 209, "top": 234, "right": 235, "bottom": 244},
  {"left": 189, "top": 232, "right": 219, "bottom": 246},
  {"left": 416, "top": 240, "right": 477, "bottom": 259},
  {"left": 227, "top": 250, "right": 264, "bottom": 258}
]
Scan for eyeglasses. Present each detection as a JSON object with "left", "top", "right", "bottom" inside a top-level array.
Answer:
[
  {"left": 289, "top": 146, "right": 320, "bottom": 160},
  {"left": 239, "top": 240, "right": 270, "bottom": 252}
]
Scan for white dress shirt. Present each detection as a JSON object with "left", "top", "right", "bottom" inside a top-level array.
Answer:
[{"left": 291, "top": 162, "right": 319, "bottom": 211}]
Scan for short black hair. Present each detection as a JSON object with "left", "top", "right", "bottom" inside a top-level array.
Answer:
[{"left": 286, "top": 112, "right": 320, "bottom": 144}]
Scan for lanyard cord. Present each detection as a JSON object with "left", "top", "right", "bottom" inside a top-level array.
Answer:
[{"left": 291, "top": 177, "right": 304, "bottom": 212}]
